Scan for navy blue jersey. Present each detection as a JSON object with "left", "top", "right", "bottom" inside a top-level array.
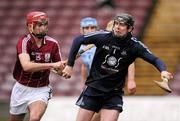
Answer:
[{"left": 67, "top": 30, "right": 166, "bottom": 92}]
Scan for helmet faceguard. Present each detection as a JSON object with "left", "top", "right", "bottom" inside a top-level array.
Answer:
[{"left": 26, "top": 11, "right": 48, "bottom": 39}]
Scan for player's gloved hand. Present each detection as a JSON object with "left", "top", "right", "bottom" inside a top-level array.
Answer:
[
  {"left": 161, "top": 71, "right": 173, "bottom": 80},
  {"left": 62, "top": 65, "right": 73, "bottom": 79},
  {"left": 127, "top": 80, "right": 136, "bottom": 95}
]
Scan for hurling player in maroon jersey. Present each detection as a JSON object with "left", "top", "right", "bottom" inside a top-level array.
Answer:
[{"left": 9, "top": 11, "right": 65, "bottom": 121}]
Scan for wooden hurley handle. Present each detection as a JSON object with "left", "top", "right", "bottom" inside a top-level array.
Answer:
[
  {"left": 52, "top": 44, "right": 95, "bottom": 75},
  {"left": 76, "top": 44, "right": 95, "bottom": 58}
]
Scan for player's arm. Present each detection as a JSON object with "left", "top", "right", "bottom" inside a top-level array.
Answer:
[
  {"left": 62, "top": 35, "right": 96, "bottom": 78},
  {"left": 51, "top": 41, "right": 66, "bottom": 73},
  {"left": 80, "top": 63, "right": 87, "bottom": 89},
  {"left": 62, "top": 32, "right": 104, "bottom": 78},
  {"left": 19, "top": 53, "right": 63, "bottom": 72},
  {"left": 62, "top": 36, "right": 85, "bottom": 78},
  {"left": 137, "top": 43, "right": 173, "bottom": 80},
  {"left": 127, "top": 62, "right": 136, "bottom": 94}
]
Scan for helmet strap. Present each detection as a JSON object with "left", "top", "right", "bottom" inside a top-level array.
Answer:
[
  {"left": 32, "top": 32, "right": 46, "bottom": 39},
  {"left": 28, "top": 23, "right": 47, "bottom": 39},
  {"left": 112, "top": 31, "right": 127, "bottom": 40},
  {"left": 127, "top": 26, "right": 134, "bottom": 32},
  {"left": 27, "top": 23, "right": 34, "bottom": 34}
]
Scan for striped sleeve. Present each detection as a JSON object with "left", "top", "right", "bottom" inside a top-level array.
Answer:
[{"left": 16, "top": 34, "right": 31, "bottom": 55}]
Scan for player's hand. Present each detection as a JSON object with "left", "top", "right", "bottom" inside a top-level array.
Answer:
[
  {"left": 52, "top": 61, "right": 67, "bottom": 76},
  {"left": 60, "top": 60, "right": 67, "bottom": 68},
  {"left": 62, "top": 65, "right": 73, "bottom": 79},
  {"left": 161, "top": 71, "right": 173, "bottom": 80},
  {"left": 53, "top": 61, "right": 65, "bottom": 69},
  {"left": 127, "top": 80, "right": 136, "bottom": 95}
]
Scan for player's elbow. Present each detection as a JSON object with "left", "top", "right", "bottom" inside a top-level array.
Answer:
[
  {"left": 22, "top": 66, "right": 32, "bottom": 72},
  {"left": 21, "top": 63, "right": 33, "bottom": 72}
]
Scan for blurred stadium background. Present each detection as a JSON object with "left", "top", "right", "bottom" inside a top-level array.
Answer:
[{"left": 0, "top": 0, "right": 180, "bottom": 120}]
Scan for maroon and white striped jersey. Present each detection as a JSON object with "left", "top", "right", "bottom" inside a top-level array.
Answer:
[{"left": 13, "top": 34, "right": 62, "bottom": 87}]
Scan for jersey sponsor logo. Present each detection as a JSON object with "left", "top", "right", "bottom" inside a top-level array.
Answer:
[
  {"left": 45, "top": 53, "right": 50, "bottom": 62},
  {"left": 103, "top": 45, "right": 120, "bottom": 50},
  {"left": 107, "top": 56, "right": 117, "bottom": 66},
  {"left": 101, "top": 65, "right": 119, "bottom": 73},
  {"left": 31, "top": 52, "right": 51, "bottom": 62},
  {"left": 35, "top": 52, "right": 42, "bottom": 61},
  {"left": 112, "top": 45, "right": 120, "bottom": 50},
  {"left": 101, "top": 54, "right": 122, "bottom": 74},
  {"left": 102, "top": 45, "right": 110, "bottom": 50},
  {"left": 101, "top": 44, "right": 125, "bottom": 74}
]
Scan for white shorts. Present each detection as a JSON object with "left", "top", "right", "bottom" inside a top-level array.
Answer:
[{"left": 10, "top": 82, "right": 52, "bottom": 115}]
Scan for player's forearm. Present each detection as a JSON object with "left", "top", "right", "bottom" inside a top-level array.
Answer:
[
  {"left": 127, "top": 74, "right": 135, "bottom": 82},
  {"left": 154, "top": 58, "right": 167, "bottom": 72},
  {"left": 80, "top": 66, "right": 87, "bottom": 89},
  {"left": 81, "top": 64, "right": 87, "bottom": 82},
  {"left": 142, "top": 52, "right": 166, "bottom": 72},
  {"left": 19, "top": 53, "right": 55, "bottom": 72},
  {"left": 22, "top": 61, "right": 54, "bottom": 72},
  {"left": 127, "top": 63, "right": 135, "bottom": 82}
]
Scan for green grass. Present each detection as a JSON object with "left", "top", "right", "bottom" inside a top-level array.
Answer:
[
  {"left": 0, "top": 102, "right": 9, "bottom": 121},
  {"left": 0, "top": 101, "right": 29, "bottom": 121}
]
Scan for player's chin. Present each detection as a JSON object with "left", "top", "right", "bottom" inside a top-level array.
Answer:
[{"left": 115, "top": 33, "right": 125, "bottom": 38}]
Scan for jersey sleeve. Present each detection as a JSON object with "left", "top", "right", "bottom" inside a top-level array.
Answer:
[
  {"left": 136, "top": 41, "right": 166, "bottom": 72},
  {"left": 67, "top": 36, "right": 84, "bottom": 67},
  {"left": 52, "top": 41, "right": 62, "bottom": 62},
  {"left": 82, "top": 30, "right": 109, "bottom": 46},
  {"left": 67, "top": 31, "right": 109, "bottom": 67},
  {"left": 16, "top": 35, "right": 31, "bottom": 55}
]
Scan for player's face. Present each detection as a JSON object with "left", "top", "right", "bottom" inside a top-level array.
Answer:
[
  {"left": 33, "top": 20, "right": 48, "bottom": 35},
  {"left": 113, "top": 20, "right": 129, "bottom": 37},
  {"left": 82, "top": 26, "right": 97, "bottom": 34}
]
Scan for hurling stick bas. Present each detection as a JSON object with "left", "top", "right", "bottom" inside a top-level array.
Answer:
[{"left": 154, "top": 78, "right": 172, "bottom": 93}]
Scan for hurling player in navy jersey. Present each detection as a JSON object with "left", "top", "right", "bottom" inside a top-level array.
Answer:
[
  {"left": 80, "top": 18, "right": 136, "bottom": 95},
  {"left": 106, "top": 20, "right": 136, "bottom": 95},
  {"left": 62, "top": 13, "right": 173, "bottom": 121},
  {"left": 80, "top": 18, "right": 136, "bottom": 121},
  {"left": 9, "top": 11, "right": 65, "bottom": 121}
]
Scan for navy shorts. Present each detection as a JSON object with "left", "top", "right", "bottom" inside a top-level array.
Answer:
[{"left": 76, "top": 86, "right": 124, "bottom": 113}]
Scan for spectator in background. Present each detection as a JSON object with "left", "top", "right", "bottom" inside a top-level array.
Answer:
[
  {"left": 9, "top": 11, "right": 65, "bottom": 121},
  {"left": 79, "top": 17, "right": 98, "bottom": 89},
  {"left": 96, "top": 0, "right": 115, "bottom": 8}
]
